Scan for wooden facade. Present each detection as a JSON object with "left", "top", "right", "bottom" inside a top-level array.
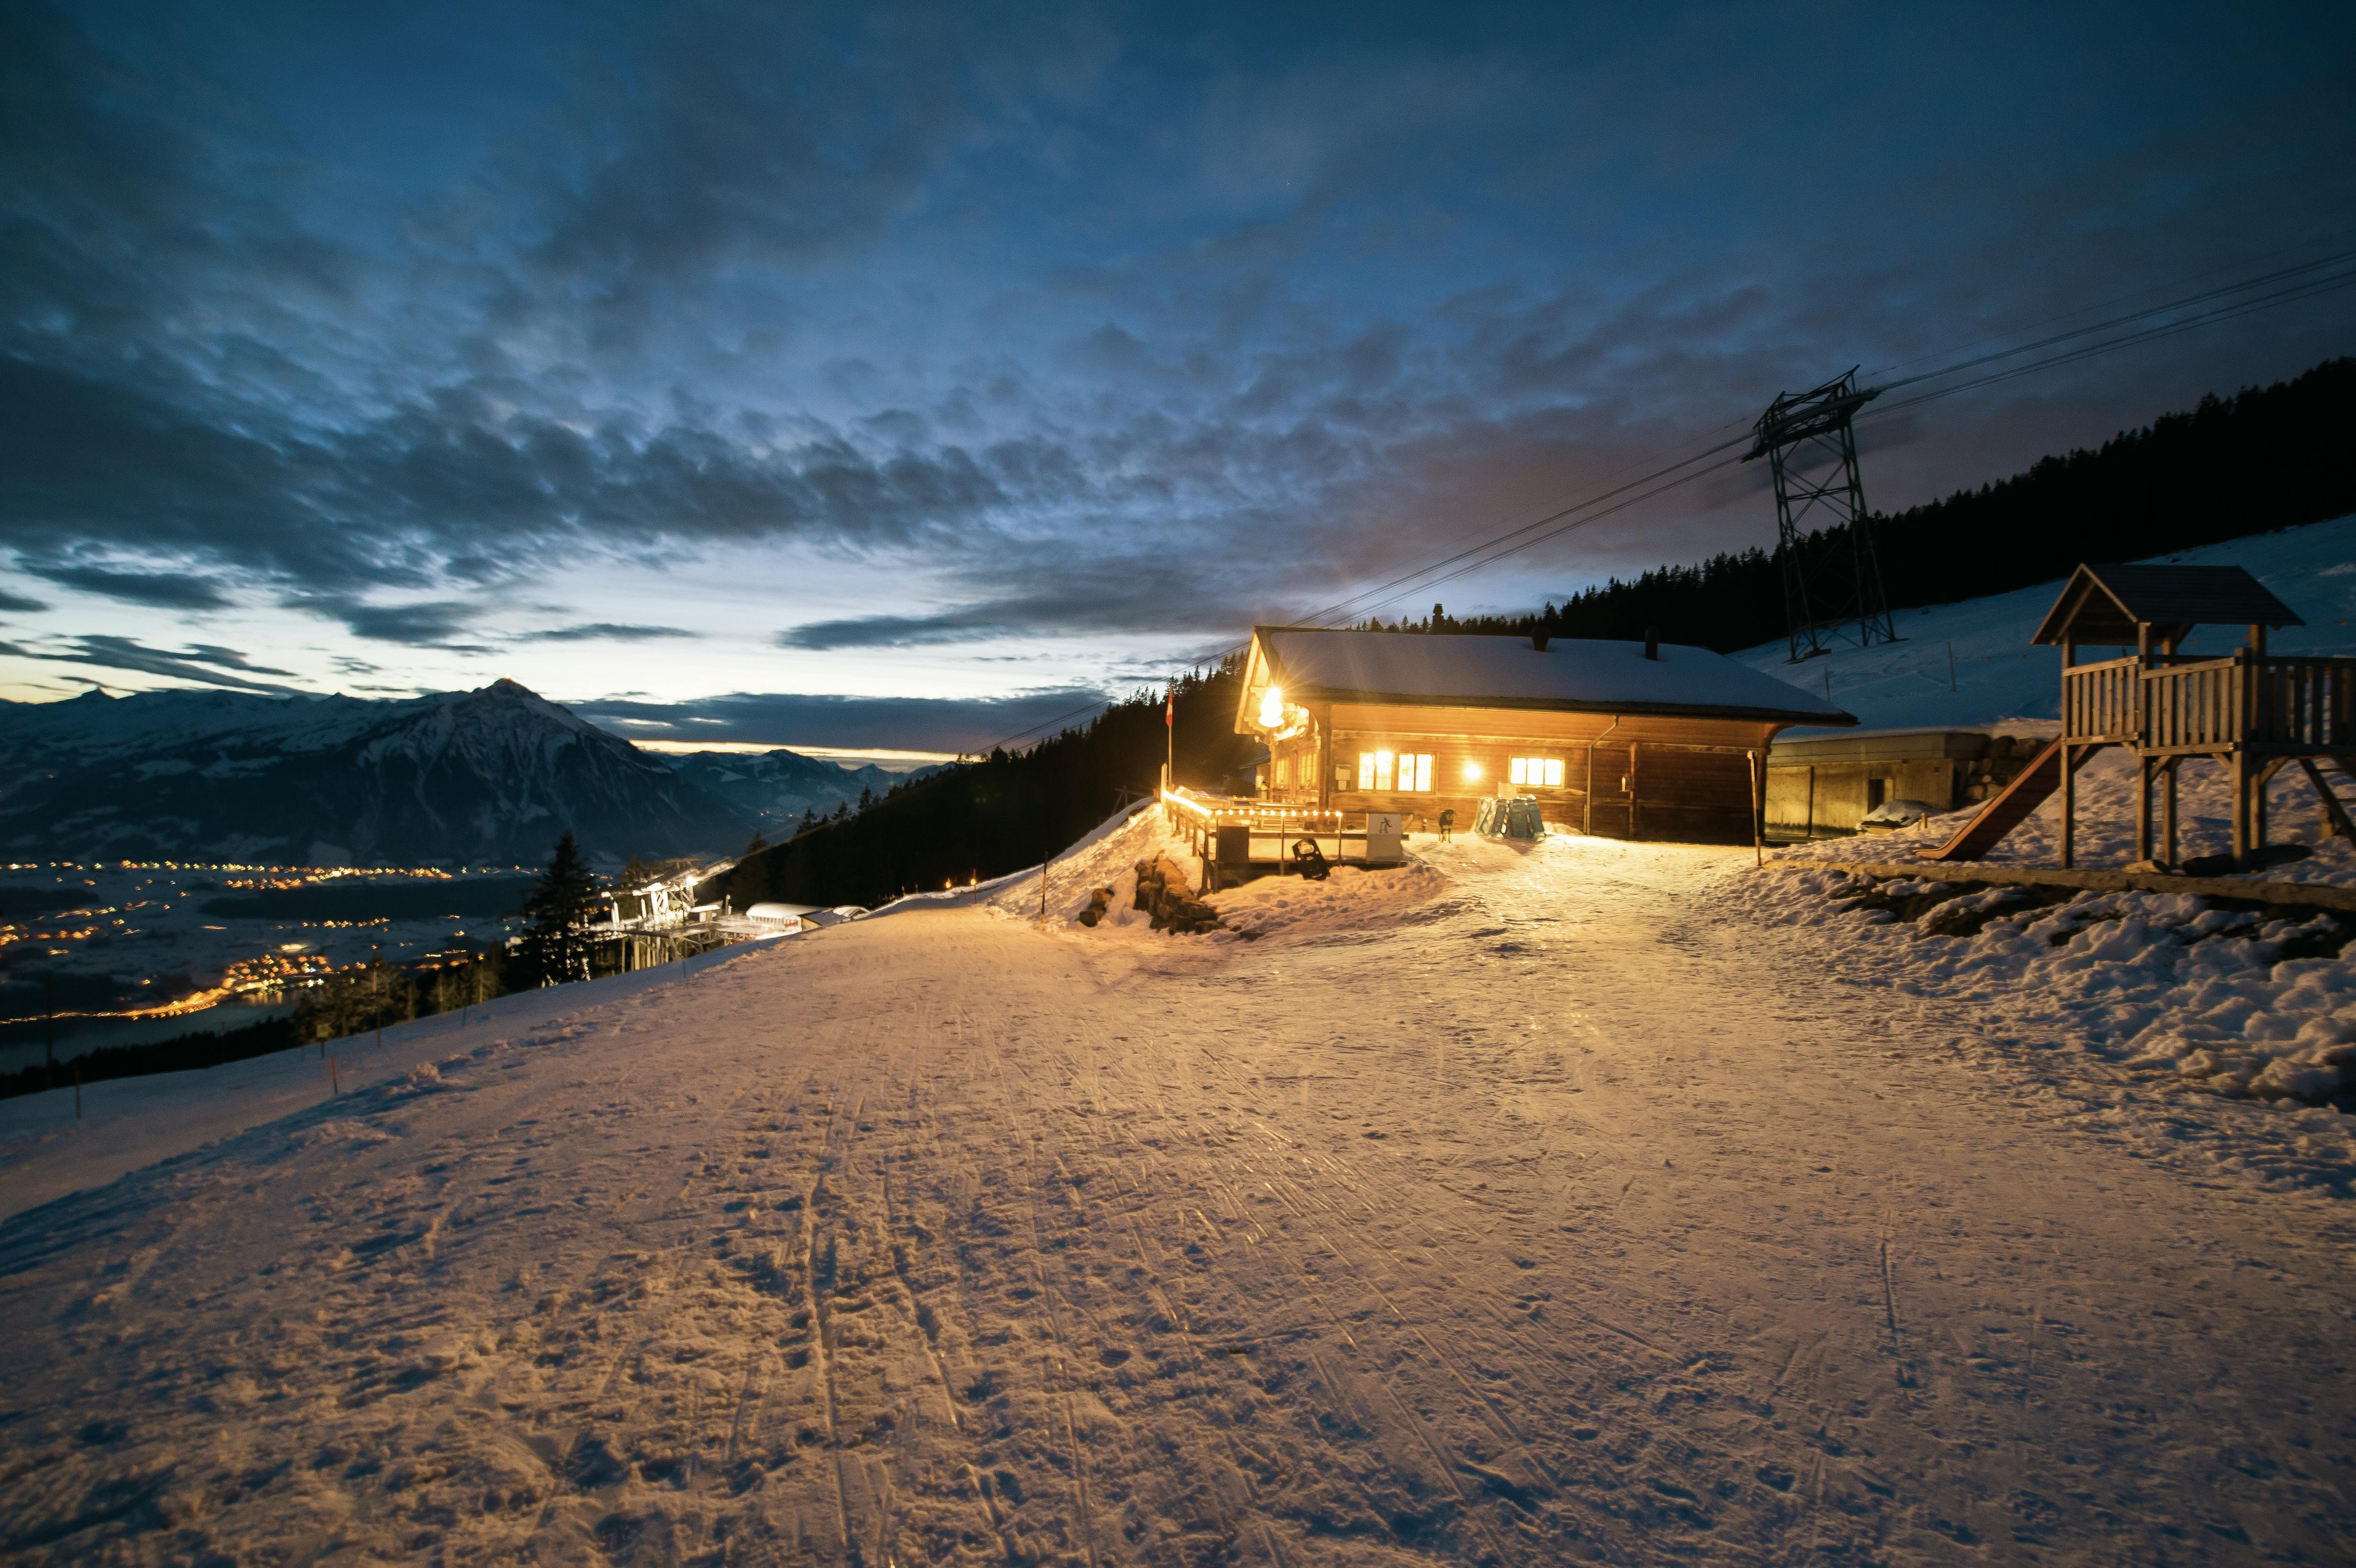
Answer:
[{"left": 1241, "top": 628, "right": 1854, "bottom": 845}]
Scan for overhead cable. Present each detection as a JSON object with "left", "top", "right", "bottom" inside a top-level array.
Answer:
[{"left": 977, "top": 242, "right": 2356, "bottom": 754}]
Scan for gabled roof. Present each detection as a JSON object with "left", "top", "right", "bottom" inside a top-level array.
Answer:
[
  {"left": 1237, "top": 627, "right": 1854, "bottom": 729},
  {"left": 2030, "top": 564, "right": 2302, "bottom": 647}
]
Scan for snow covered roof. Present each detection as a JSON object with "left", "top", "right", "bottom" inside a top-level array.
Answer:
[
  {"left": 1240, "top": 628, "right": 1854, "bottom": 727},
  {"left": 2032, "top": 564, "right": 2303, "bottom": 646}
]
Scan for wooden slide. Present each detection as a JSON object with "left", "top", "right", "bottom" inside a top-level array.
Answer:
[{"left": 1916, "top": 737, "right": 2064, "bottom": 862}]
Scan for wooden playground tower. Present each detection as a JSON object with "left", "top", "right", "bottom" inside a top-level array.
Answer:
[{"left": 1924, "top": 564, "right": 2356, "bottom": 869}]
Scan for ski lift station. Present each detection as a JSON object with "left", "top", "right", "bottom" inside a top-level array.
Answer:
[{"left": 1234, "top": 626, "right": 1854, "bottom": 845}]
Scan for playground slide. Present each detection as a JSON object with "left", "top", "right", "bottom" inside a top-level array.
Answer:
[{"left": 1916, "top": 737, "right": 2064, "bottom": 862}]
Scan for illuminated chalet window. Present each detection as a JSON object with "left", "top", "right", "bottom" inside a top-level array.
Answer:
[
  {"left": 1508, "top": 757, "right": 1566, "bottom": 788},
  {"left": 1357, "top": 751, "right": 1432, "bottom": 791}
]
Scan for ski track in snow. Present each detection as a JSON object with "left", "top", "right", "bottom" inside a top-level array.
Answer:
[{"left": 2, "top": 813, "right": 2352, "bottom": 1565}]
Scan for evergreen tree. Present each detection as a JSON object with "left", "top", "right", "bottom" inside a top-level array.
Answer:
[
  {"left": 797, "top": 807, "right": 820, "bottom": 836},
  {"left": 521, "top": 831, "right": 601, "bottom": 986},
  {"left": 742, "top": 830, "right": 770, "bottom": 859},
  {"left": 857, "top": 785, "right": 875, "bottom": 811}
]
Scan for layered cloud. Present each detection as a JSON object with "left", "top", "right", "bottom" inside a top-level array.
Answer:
[{"left": 3, "top": 0, "right": 2351, "bottom": 725}]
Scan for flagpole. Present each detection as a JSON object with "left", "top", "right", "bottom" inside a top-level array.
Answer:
[{"left": 1165, "top": 681, "right": 1174, "bottom": 794}]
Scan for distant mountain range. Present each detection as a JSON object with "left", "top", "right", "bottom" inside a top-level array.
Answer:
[
  {"left": 663, "top": 748, "right": 947, "bottom": 836},
  {"left": 0, "top": 680, "right": 929, "bottom": 867}
]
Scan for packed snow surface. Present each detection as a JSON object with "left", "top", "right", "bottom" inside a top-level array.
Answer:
[{"left": 3, "top": 814, "right": 2352, "bottom": 1564}]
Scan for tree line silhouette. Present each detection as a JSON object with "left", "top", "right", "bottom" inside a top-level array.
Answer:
[{"left": 1354, "top": 358, "right": 2354, "bottom": 651}]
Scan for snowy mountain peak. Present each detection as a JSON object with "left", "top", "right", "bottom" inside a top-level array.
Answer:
[{"left": 0, "top": 679, "right": 750, "bottom": 864}]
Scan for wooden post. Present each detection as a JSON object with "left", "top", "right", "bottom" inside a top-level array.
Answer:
[
  {"left": 2231, "top": 751, "right": 2249, "bottom": 862},
  {"left": 2059, "top": 637, "right": 2076, "bottom": 869},
  {"left": 2135, "top": 623, "right": 2152, "bottom": 754},
  {"left": 1747, "top": 750, "right": 1762, "bottom": 869},
  {"left": 1584, "top": 733, "right": 1595, "bottom": 836},
  {"left": 2059, "top": 743, "right": 2075, "bottom": 869},
  {"left": 2134, "top": 755, "right": 2152, "bottom": 863},
  {"left": 2163, "top": 757, "right": 2179, "bottom": 867}
]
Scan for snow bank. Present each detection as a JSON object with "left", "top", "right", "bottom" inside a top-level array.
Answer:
[
  {"left": 1729, "top": 858, "right": 2356, "bottom": 1130},
  {"left": 973, "top": 799, "right": 1201, "bottom": 929},
  {"left": 1207, "top": 859, "right": 1454, "bottom": 940}
]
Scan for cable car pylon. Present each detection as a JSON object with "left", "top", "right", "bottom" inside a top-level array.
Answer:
[{"left": 1745, "top": 368, "right": 1899, "bottom": 662}]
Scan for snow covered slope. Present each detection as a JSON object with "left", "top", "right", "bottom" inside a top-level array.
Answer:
[
  {"left": 1735, "top": 512, "right": 2356, "bottom": 731},
  {"left": 0, "top": 679, "right": 752, "bottom": 865},
  {"left": 4, "top": 833, "right": 2350, "bottom": 1563}
]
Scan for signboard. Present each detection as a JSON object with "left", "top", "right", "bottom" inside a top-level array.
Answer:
[{"left": 1366, "top": 811, "right": 1403, "bottom": 862}]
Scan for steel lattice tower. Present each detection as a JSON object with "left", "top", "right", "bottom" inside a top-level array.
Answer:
[{"left": 1745, "top": 368, "right": 1899, "bottom": 663}]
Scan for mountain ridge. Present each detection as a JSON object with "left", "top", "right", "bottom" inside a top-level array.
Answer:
[
  {"left": 0, "top": 678, "right": 753, "bottom": 866},
  {"left": 661, "top": 747, "right": 948, "bottom": 834}
]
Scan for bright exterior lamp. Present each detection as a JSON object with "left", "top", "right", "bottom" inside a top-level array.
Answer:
[
  {"left": 1463, "top": 761, "right": 1483, "bottom": 781},
  {"left": 1258, "top": 687, "right": 1285, "bottom": 728}
]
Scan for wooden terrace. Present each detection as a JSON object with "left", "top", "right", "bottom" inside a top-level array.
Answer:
[{"left": 1161, "top": 787, "right": 1408, "bottom": 889}]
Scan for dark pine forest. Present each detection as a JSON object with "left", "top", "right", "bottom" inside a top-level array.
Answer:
[{"left": 726, "top": 357, "right": 2356, "bottom": 909}]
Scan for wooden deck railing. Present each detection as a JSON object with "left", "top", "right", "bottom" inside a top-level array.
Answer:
[
  {"left": 2062, "top": 654, "right": 2143, "bottom": 744},
  {"left": 2062, "top": 653, "right": 2356, "bottom": 752}
]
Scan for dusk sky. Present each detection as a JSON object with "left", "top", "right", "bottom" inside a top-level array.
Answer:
[{"left": 3, "top": 1, "right": 2351, "bottom": 760}]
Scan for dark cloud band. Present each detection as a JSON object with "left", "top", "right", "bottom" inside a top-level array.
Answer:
[
  {"left": 517, "top": 623, "right": 703, "bottom": 643},
  {"left": 1, "top": 634, "right": 301, "bottom": 693},
  {"left": 573, "top": 687, "right": 1112, "bottom": 754}
]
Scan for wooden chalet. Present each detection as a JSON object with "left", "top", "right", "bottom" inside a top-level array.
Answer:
[{"left": 1235, "top": 627, "right": 1855, "bottom": 844}]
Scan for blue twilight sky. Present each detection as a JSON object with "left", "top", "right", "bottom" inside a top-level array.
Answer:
[{"left": 1, "top": 0, "right": 2352, "bottom": 758}]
